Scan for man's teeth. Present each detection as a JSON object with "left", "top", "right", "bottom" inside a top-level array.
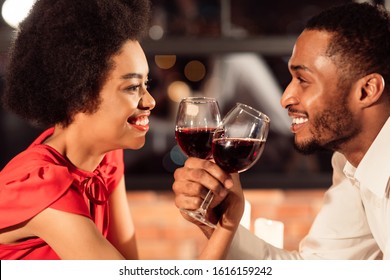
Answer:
[
  {"left": 134, "top": 116, "right": 149, "bottom": 126},
  {"left": 292, "top": 117, "right": 308, "bottom": 125}
]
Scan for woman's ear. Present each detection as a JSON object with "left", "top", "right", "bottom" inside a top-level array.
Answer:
[{"left": 358, "top": 73, "right": 385, "bottom": 108}]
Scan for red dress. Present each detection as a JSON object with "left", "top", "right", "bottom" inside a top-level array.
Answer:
[{"left": 0, "top": 128, "right": 124, "bottom": 259}]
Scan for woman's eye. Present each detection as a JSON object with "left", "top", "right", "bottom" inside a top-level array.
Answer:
[
  {"left": 125, "top": 84, "right": 141, "bottom": 92},
  {"left": 125, "top": 78, "right": 151, "bottom": 93}
]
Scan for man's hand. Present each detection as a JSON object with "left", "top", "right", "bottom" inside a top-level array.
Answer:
[{"left": 172, "top": 157, "right": 245, "bottom": 237}]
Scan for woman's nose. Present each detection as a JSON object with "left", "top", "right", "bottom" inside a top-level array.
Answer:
[{"left": 138, "top": 90, "right": 156, "bottom": 110}]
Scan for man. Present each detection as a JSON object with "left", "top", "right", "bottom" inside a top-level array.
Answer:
[{"left": 172, "top": 2, "right": 390, "bottom": 259}]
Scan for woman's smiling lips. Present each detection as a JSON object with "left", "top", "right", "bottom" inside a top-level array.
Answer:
[{"left": 128, "top": 114, "right": 150, "bottom": 131}]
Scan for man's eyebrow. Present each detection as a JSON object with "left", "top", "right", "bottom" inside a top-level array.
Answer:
[
  {"left": 289, "top": 64, "right": 312, "bottom": 73},
  {"left": 120, "top": 73, "right": 143, "bottom": 80}
]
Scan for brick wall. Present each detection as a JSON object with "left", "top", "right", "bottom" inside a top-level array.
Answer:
[{"left": 127, "top": 188, "right": 325, "bottom": 259}]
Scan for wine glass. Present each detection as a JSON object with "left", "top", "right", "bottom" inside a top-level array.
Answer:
[
  {"left": 193, "top": 103, "right": 269, "bottom": 228},
  {"left": 212, "top": 103, "right": 270, "bottom": 174},
  {"left": 175, "top": 97, "right": 221, "bottom": 228}
]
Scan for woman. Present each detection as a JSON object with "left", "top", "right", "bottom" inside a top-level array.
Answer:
[{"left": 0, "top": 0, "right": 154, "bottom": 259}]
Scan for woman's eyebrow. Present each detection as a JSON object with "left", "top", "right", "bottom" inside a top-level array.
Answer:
[{"left": 120, "top": 73, "right": 143, "bottom": 80}]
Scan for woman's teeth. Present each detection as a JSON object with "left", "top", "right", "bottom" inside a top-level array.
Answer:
[{"left": 133, "top": 116, "right": 149, "bottom": 126}]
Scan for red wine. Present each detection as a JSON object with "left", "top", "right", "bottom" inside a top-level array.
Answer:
[
  {"left": 175, "top": 127, "right": 216, "bottom": 159},
  {"left": 212, "top": 138, "right": 265, "bottom": 173}
]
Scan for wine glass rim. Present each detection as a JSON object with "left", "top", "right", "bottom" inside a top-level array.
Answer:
[
  {"left": 235, "top": 103, "right": 270, "bottom": 122},
  {"left": 181, "top": 96, "right": 217, "bottom": 104}
]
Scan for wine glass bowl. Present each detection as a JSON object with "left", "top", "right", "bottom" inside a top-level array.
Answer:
[
  {"left": 175, "top": 97, "right": 222, "bottom": 228},
  {"left": 212, "top": 103, "right": 270, "bottom": 173},
  {"left": 175, "top": 97, "right": 221, "bottom": 159}
]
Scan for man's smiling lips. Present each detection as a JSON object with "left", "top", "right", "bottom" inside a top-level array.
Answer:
[
  {"left": 288, "top": 110, "right": 308, "bottom": 133},
  {"left": 291, "top": 116, "right": 308, "bottom": 133}
]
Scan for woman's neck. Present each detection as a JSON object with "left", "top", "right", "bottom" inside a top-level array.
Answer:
[{"left": 43, "top": 124, "right": 106, "bottom": 172}]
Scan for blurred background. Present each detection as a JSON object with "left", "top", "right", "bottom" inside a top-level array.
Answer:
[{"left": 1, "top": 0, "right": 372, "bottom": 191}]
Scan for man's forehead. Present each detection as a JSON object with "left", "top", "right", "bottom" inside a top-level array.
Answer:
[{"left": 289, "top": 30, "right": 332, "bottom": 66}]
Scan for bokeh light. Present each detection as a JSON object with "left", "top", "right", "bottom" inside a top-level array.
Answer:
[
  {"left": 184, "top": 60, "right": 206, "bottom": 82},
  {"left": 154, "top": 55, "right": 177, "bottom": 70},
  {"left": 149, "top": 25, "right": 164, "bottom": 40},
  {"left": 2, "top": 0, "right": 36, "bottom": 29},
  {"left": 167, "top": 81, "right": 191, "bottom": 103}
]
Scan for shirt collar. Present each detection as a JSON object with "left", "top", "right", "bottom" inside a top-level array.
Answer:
[
  {"left": 354, "top": 117, "right": 390, "bottom": 198},
  {"left": 343, "top": 160, "right": 357, "bottom": 182}
]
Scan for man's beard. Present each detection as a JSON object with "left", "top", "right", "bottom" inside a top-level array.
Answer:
[
  {"left": 293, "top": 138, "right": 327, "bottom": 155},
  {"left": 293, "top": 96, "right": 360, "bottom": 155}
]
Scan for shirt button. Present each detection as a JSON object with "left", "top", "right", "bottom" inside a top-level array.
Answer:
[{"left": 354, "top": 180, "right": 360, "bottom": 188}]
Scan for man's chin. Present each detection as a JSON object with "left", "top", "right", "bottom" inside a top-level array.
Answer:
[{"left": 293, "top": 140, "right": 328, "bottom": 155}]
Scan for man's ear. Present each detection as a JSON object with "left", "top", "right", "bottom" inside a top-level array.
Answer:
[{"left": 357, "top": 73, "right": 385, "bottom": 108}]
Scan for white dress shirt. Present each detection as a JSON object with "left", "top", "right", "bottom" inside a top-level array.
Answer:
[{"left": 227, "top": 117, "right": 390, "bottom": 259}]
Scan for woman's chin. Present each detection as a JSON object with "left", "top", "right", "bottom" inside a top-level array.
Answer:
[{"left": 126, "top": 139, "right": 146, "bottom": 150}]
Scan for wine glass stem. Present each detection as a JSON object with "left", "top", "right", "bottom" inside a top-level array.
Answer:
[{"left": 198, "top": 190, "right": 214, "bottom": 215}]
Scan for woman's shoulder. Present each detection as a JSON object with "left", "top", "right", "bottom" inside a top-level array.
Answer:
[
  {"left": 0, "top": 145, "right": 76, "bottom": 228},
  {"left": 0, "top": 144, "right": 72, "bottom": 180}
]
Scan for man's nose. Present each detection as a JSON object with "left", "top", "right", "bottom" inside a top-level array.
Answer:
[{"left": 280, "top": 83, "right": 299, "bottom": 109}]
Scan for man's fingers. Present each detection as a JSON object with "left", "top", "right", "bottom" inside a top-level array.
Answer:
[
  {"left": 172, "top": 179, "right": 209, "bottom": 198},
  {"left": 174, "top": 193, "right": 203, "bottom": 211},
  {"left": 183, "top": 158, "right": 233, "bottom": 196}
]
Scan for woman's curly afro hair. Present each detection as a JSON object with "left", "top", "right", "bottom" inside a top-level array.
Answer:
[{"left": 2, "top": 0, "right": 151, "bottom": 127}]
